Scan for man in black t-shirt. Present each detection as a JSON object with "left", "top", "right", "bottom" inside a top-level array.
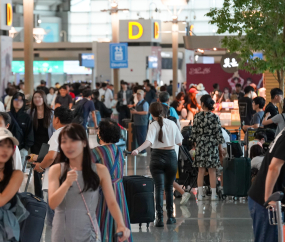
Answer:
[
  {"left": 238, "top": 86, "right": 255, "bottom": 131},
  {"left": 248, "top": 129, "right": 285, "bottom": 242},
  {"left": 263, "top": 88, "right": 283, "bottom": 130},
  {"left": 55, "top": 85, "right": 73, "bottom": 109}
]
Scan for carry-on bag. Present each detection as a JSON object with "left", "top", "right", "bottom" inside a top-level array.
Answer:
[
  {"left": 264, "top": 191, "right": 284, "bottom": 242},
  {"left": 18, "top": 192, "right": 47, "bottom": 242},
  {"left": 223, "top": 143, "right": 251, "bottom": 198},
  {"left": 123, "top": 175, "right": 155, "bottom": 228}
]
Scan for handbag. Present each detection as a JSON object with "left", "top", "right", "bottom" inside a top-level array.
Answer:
[{"left": 76, "top": 180, "right": 99, "bottom": 241}]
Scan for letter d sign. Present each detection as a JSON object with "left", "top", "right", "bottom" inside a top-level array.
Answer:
[
  {"left": 129, "top": 22, "right": 143, "bottom": 40},
  {"left": 6, "top": 3, "right": 12, "bottom": 26}
]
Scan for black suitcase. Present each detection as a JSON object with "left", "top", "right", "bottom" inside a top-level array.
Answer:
[
  {"left": 19, "top": 192, "right": 47, "bottom": 242},
  {"left": 123, "top": 175, "right": 155, "bottom": 228}
]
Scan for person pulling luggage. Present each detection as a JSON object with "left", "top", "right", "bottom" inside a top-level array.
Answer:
[
  {"left": 248, "top": 128, "right": 285, "bottom": 242},
  {"left": 131, "top": 102, "right": 183, "bottom": 227}
]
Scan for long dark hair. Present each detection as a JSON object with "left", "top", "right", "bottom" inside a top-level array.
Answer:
[
  {"left": 0, "top": 139, "right": 14, "bottom": 193},
  {"left": 187, "top": 92, "right": 198, "bottom": 108},
  {"left": 57, "top": 124, "right": 100, "bottom": 192},
  {"left": 149, "top": 102, "right": 164, "bottom": 143},
  {"left": 30, "top": 90, "right": 53, "bottom": 130}
]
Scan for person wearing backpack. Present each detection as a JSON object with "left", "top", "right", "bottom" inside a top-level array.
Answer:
[
  {"left": 8, "top": 92, "right": 34, "bottom": 166},
  {"left": 74, "top": 89, "right": 98, "bottom": 130},
  {"left": 263, "top": 98, "right": 285, "bottom": 136}
]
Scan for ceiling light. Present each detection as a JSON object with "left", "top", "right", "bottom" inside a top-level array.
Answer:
[
  {"left": 111, "top": 2, "right": 118, "bottom": 8},
  {"left": 213, "top": 47, "right": 217, "bottom": 51}
]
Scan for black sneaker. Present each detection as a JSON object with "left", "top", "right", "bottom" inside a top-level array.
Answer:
[
  {"left": 154, "top": 218, "right": 164, "bottom": 227},
  {"left": 166, "top": 217, "right": 176, "bottom": 224}
]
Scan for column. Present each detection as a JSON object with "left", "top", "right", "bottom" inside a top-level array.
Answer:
[
  {"left": 172, "top": 22, "right": 178, "bottom": 96},
  {"left": 111, "top": 10, "right": 120, "bottom": 93},
  {"left": 23, "top": 0, "right": 34, "bottom": 95}
]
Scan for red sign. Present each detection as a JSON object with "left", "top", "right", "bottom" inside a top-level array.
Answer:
[{"left": 186, "top": 64, "right": 263, "bottom": 93}]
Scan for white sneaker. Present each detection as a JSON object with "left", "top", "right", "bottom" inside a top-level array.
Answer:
[
  {"left": 211, "top": 195, "right": 219, "bottom": 201},
  {"left": 180, "top": 192, "right": 191, "bottom": 205},
  {"left": 197, "top": 194, "right": 206, "bottom": 201}
]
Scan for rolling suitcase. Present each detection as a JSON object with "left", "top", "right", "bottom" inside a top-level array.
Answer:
[
  {"left": 223, "top": 143, "right": 251, "bottom": 198},
  {"left": 123, "top": 175, "right": 155, "bottom": 228},
  {"left": 19, "top": 192, "right": 47, "bottom": 242}
]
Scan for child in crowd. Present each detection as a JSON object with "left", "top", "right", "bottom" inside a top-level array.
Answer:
[
  {"left": 0, "top": 112, "right": 22, "bottom": 171},
  {"left": 250, "top": 145, "right": 265, "bottom": 170},
  {"left": 248, "top": 132, "right": 267, "bottom": 158}
]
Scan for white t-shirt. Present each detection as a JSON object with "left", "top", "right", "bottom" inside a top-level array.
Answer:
[
  {"left": 248, "top": 140, "right": 262, "bottom": 158},
  {"left": 146, "top": 118, "right": 183, "bottom": 149},
  {"left": 99, "top": 88, "right": 113, "bottom": 109},
  {"left": 0, "top": 101, "right": 4, "bottom": 112},
  {"left": 42, "top": 126, "right": 64, "bottom": 191},
  {"left": 13, "top": 146, "right": 22, "bottom": 171},
  {"left": 221, "top": 129, "right": 231, "bottom": 149},
  {"left": 251, "top": 155, "right": 264, "bottom": 170}
]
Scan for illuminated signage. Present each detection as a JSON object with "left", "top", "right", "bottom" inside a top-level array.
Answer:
[
  {"left": 154, "top": 22, "right": 159, "bottom": 39},
  {"left": 6, "top": 3, "right": 12, "bottom": 26},
  {"left": 128, "top": 22, "right": 143, "bottom": 40}
]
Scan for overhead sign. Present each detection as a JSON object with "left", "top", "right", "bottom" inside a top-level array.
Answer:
[
  {"left": 6, "top": 3, "right": 12, "bottom": 26},
  {"left": 79, "top": 53, "right": 94, "bottom": 68},
  {"left": 220, "top": 53, "right": 240, "bottom": 73},
  {"left": 109, "top": 43, "right": 128, "bottom": 69},
  {"left": 120, "top": 19, "right": 161, "bottom": 43},
  {"left": 129, "top": 22, "right": 143, "bottom": 40},
  {"left": 154, "top": 22, "right": 159, "bottom": 39}
]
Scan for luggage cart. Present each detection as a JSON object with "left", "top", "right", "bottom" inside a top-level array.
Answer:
[{"left": 265, "top": 191, "right": 284, "bottom": 242}]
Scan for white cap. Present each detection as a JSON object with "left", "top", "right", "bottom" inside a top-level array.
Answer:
[{"left": 0, "top": 128, "right": 19, "bottom": 146}]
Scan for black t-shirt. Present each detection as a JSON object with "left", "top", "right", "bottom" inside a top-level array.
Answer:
[
  {"left": 238, "top": 96, "right": 254, "bottom": 126},
  {"left": 264, "top": 102, "right": 279, "bottom": 130},
  {"left": 248, "top": 130, "right": 285, "bottom": 206},
  {"left": 171, "top": 100, "right": 181, "bottom": 115},
  {"left": 55, "top": 94, "right": 72, "bottom": 109}
]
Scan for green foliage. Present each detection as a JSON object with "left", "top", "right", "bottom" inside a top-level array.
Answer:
[{"left": 206, "top": 0, "right": 285, "bottom": 82}]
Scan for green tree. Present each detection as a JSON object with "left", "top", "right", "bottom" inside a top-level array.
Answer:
[{"left": 206, "top": 0, "right": 285, "bottom": 91}]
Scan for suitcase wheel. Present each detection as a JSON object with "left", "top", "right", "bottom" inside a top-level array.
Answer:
[
  {"left": 222, "top": 195, "right": 227, "bottom": 200},
  {"left": 147, "top": 223, "right": 150, "bottom": 228}
]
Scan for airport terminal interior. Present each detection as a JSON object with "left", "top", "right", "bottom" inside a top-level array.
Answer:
[{"left": 0, "top": 0, "right": 284, "bottom": 241}]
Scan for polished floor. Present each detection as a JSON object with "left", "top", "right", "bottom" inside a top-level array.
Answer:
[{"left": 22, "top": 135, "right": 254, "bottom": 242}]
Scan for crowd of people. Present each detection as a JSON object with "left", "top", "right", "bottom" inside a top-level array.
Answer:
[{"left": 0, "top": 77, "right": 285, "bottom": 242}]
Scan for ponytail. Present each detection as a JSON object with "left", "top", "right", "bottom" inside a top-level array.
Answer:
[
  {"left": 149, "top": 102, "right": 165, "bottom": 143},
  {"left": 158, "top": 115, "right": 164, "bottom": 143}
]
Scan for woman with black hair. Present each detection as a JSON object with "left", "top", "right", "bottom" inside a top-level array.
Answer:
[
  {"left": 92, "top": 120, "right": 133, "bottom": 242},
  {"left": 27, "top": 90, "right": 55, "bottom": 198},
  {"left": 190, "top": 95, "right": 224, "bottom": 201},
  {"left": 131, "top": 102, "right": 183, "bottom": 227},
  {"left": 91, "top": 90, "right": 112, "bottom": 119},
  {"left": 250, "top": 145, "right": 265, "bottom": 170},
  {"left": 0, "top": 128, "right": 23, "bottom": 207},
  {"left": 48, "top": 123, "right": 130, "bottom": 242}
]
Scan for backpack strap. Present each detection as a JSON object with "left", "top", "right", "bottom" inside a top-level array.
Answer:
[{"left": 282, "top": 113, "right": 285, "bottom": 123}]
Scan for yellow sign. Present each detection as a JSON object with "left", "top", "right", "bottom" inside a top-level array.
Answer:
[
  {"left": 154, "top": 22, "right": 159, "bottom": 39},
  {"left": 6, "top": 3, "right": 12, "bottom": 26},
  {"left": 129, "top": 22, "right": 143, "bottom": 40}
]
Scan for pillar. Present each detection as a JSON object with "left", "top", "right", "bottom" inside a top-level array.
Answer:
[
  {"left": 172, "top": 22, "right": 178, "bottom": 96},
  {"left": 23, "top": 0, "right": 34, "bottom": 95},
  {"left": 111, "top": 10, "right": 120, "bottom": 93}
]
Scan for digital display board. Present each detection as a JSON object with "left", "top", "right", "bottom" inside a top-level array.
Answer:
[{"left": 79, "top": 53, "right": 95, "bottom": 68}]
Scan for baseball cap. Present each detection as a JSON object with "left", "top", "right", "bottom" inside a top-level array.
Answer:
[
  {"left": 189, "top": 88, "right": 198, "bottom": 94},
  {"left": 137, "top": 89, "right": 145, "bottom": 96},
  {"left": 0, "top": 128, "right": 19, "bottom": 146}
]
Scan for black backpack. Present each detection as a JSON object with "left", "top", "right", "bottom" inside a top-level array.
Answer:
[{"left": 72, "top": 99, "right": 88, "bottom": 125}]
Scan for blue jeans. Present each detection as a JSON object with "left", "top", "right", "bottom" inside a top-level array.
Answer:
[
  {"left": 248, "top": 196, "right": 278, "bottom": 242},
  {"left": 134, "top": 125, "right": 148, "bottom": 153}
]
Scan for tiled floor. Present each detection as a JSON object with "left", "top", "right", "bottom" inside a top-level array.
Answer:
[{"left": 23, "top": 135, "right": 254, "bottom": 242}]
